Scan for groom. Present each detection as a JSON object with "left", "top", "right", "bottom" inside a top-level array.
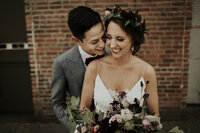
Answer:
[{"left": 51, "top": 6, "right": 106, "bottom": 132}]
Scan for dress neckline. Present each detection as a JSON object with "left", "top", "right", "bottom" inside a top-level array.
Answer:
[{"left": 96, "top": 74, "right": 144, "bottom": 95}]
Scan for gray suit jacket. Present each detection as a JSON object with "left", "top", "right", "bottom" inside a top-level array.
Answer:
[{"left": 51, "top": 45, "right": 85, "bottom": 132}]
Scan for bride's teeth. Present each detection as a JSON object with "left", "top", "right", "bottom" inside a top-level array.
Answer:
[{"left": 113, "top": 49, "right": 120, "bottom": 52}]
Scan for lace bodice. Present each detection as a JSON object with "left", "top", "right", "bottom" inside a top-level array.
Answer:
[{"left": 93, "top": 75, "right": 146, "bottom": 114}]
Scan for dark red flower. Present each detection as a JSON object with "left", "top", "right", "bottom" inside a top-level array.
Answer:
[
  {"left": 151, "top": 121, "right": 159, "bottom": 128},
  {"left": 114, "top": 7, "right": 119, "bottom": 13},
  {"left": 141, "top": 22, "right": 145, "bottom": 31},
  {"left": 120, "top": 10, "right": 129, "bottom": 19},
  {"left": 119, "top": 91, "right": 126, "bottom": 98},
  {"left": 128, "top": 11, "right": 135, "bottom": 19}
]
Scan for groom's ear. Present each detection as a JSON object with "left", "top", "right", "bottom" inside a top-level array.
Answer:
[{"left": 72, "top": 36, "right": 82, "bottom": 46}]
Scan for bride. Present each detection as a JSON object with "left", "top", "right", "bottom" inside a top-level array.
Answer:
[{"left": 80, "top": 6, "right": 160, "bottom": 117}]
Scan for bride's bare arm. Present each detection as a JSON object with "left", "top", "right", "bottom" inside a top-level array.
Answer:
[
  {"left": 144, "top": 64, "right": 160, "bottom": 117},
  {"left": 80, "top": 61, "right": 97, "bottom": 112}
]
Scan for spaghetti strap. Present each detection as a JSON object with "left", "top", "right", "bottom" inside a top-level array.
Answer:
[
  {"left": 142, "top": 64, "right": 148, "bottom": 77},
  {"left": 96, "top": 60, "right": 100, "bottom": 75}
]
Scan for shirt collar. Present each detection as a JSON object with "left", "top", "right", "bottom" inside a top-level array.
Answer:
[{"left": 78, "top": 46, "right": 96, "bottom": 66}]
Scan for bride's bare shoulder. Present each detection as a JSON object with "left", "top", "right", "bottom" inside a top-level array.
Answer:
[
  {"left": 86, "top": 60, "right": 98, "bottom": 75},
  {"left": 132, "top": 56, "right": 155, "bottom": 75},
  {"left": 98, "top": 55, "right": 112, "bottom": 65}
]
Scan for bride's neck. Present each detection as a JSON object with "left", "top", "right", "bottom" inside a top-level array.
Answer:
[{"left": 111, "top": 53, "right": 131, "bottom": 66}]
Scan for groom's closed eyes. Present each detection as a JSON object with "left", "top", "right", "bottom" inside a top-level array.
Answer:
[
  {"left": 90, "top": 35, "right": 106, "bottom": 45},
  {"left": 90, "top": 39, "right": 99, "bottom": 45}
]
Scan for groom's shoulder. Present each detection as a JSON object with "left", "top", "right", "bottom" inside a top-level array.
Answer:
[{"left": 55, "top": 45, "right": 78, "bottom": 62}]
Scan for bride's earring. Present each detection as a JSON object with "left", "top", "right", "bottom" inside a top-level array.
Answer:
[{"left": 131, "top": 45, "right": 134, "bottom": 52}]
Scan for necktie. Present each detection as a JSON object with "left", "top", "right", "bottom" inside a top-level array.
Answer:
[{"left": 85, "top": 55, "right": 104, "bottom": 66}]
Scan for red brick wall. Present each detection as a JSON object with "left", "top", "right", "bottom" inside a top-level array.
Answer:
[{"left": 24, "top": 0, "right": 192, "bottom": 116}]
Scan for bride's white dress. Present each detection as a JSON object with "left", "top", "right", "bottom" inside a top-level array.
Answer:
[
  {"left": 94, "top": 74, "right": 146, "bottom": 114},
  {"left": 75, "top": 66, "right": 147, "bottom": 133}
]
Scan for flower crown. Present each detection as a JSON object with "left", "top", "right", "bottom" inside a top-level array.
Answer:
[{"left": 105, "top": 5, "right": 148, "bottom": 33}]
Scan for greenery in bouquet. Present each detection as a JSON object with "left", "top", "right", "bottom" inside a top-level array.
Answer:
[{"left": 65, "top": 90, "right": 184, "bottom": 133}]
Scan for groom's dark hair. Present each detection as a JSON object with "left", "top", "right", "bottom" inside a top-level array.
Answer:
[{"left": 68, "top": 6, "right": 102, "bottom": 42}]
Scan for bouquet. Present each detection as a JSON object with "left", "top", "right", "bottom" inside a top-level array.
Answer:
[{"left": 65, "top": 91, "right": 184, "bottom": 133}]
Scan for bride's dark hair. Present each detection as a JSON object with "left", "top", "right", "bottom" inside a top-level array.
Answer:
[{"left": 105, "top": 17, "right": 145, "bottom": 55}]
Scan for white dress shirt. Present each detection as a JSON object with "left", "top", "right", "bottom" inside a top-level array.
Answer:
[{"left": 78, "top": 46, "right": 96, "bottom": 67}]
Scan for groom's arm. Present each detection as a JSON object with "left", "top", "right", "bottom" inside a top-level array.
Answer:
[{"left": 51, "top": 58, "right": 70, "bottom": 132}]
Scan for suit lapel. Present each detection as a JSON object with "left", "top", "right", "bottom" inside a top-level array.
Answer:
[{"left": 69, "top": 45, "right": 85, "bottom": 73}]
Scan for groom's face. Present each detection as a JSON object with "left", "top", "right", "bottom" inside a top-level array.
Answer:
[{"left": 80, "top": 23, "right": 105, "bottom": 56}]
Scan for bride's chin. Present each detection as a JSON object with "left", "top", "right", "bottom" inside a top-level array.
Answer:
[{"left": 111, "top": 54, "right": 121, "bottom": 59}]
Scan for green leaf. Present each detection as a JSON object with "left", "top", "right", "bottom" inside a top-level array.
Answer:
[
  {"left": 115, "top": 4, "right": 121, "bottom": 10},
  {"left": 64, "top": 106, "right": 70, "bottom": 114},
  {"left": 130, "top": 21, "right": 135, "bottom": 28},
  {"left": 115, "top": 130, "right": 122, "bottom": 133},
  {"left": 143, "top": 94, "right": 149, "bottom": 99},
  {"left": 145, "top": 28, "right": 150, "bottom": 33},
  {"left": 135, "top": 9, "right": 139, "bottom": 16},
  {"left": 124, "top": 121, "right": 135, "bottom": 130},
  {"left": 125, "top": 20, "right": 130, "bottom": 26},
  {"left": 143, "top": 19, "right": 146, "bottom": 24},
  {"left": 71, "top": 96, "right": 80, "bottom": 106},
  {"left": 77, "top": 125, "right": 82, "bottom": 132},
  {"left": 82, "top": 115, "right": 91, "bottom": 124},
  {"left": 134, "top": 124, "right": 143, "bottom": 127},
  {"left": 70, "top": 122, "right": 76, "bottom": 133},
  {"left": 105, "top": 7, "right": 112, "bottom": 11},
  {"left": 125, "top": 8, "right": 131, "bottom": 12},
  {"left": 141, "top": 106, "right": 148, "bottom": 116},
  {"left": 82, "top": 112, "right": 94, "bottom": 124},
  {"left": 107, "top": 13, "right": 114, "bottom": 19},
  {"left": 98, "top": 110, "right": 104, "bottom": 122},
  {"left": 138, "top": 15, "right": 142, "bottom": 22},
  {"left": 135, "top": 21, "right": 140, "bottom": 27},
  {"left": 114, "top": 13, "right": 121, "bottom": 17},
  {"left": 168, "top": 126, "right": 184, "bottom": 133}
]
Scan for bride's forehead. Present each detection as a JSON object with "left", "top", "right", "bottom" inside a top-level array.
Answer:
[
  {"left": 107, "top": 22, "right": 128, "bottom": 37},
  {"left": 108, "top": 22, "right": 125, "bottom": 31}
]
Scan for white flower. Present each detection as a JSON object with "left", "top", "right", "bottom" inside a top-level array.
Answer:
[
  {"left": 121, "top": 98, "right": 129, "bottom": 108},
  {"left": 109, "top": 114, "right": 123, "bottom": 124},
  {"left": 145, "top": 115, "right": 158, "bottom": 120},
  {"left": 124, "top": 121, "right": 135, "bottom": 130},
  {"left": 121, "top": 109, "right": 133, "bottom": 120},
  {"left": 145, "top": 115, "right": 163, "bottom": 130},
  {"left": 105, "top": 10, "right": 111, "bottom": 17}
]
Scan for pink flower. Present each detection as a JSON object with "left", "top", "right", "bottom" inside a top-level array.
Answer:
[
  {"left": 134, "top": 113, "right": 140, "bottom": 118},
  {"left": 118, "top": 91, "right": 126, "bottom": 100},
  {"left": 145, "top": 115, "right": 163, "bottom": 130},
  {"left": 105, "top": 10, "right": 111, "bottom": 17},
  {"left": 109, "top": 114, "right": 123, "bottom": 124},
  {"left": 142, "top": 118, "right": 151, "bottom": 127},
  {"left": 142, "top": 118, "right": 156, "bottom": 131},
  {"left": 81, "top": 125, "right": 87, "bottom": 133}
]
